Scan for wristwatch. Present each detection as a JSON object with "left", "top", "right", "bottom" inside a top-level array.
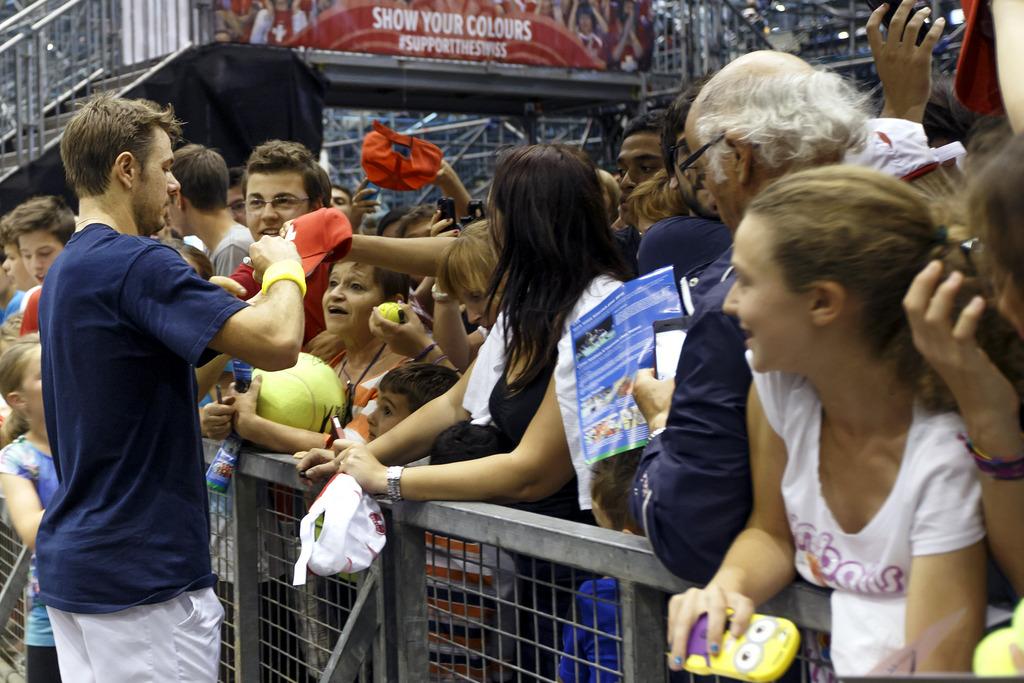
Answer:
[{"left": 386, "top": 466, "right": 404, "bottom": 502}]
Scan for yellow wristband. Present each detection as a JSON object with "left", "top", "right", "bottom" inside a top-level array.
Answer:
[{"left": 261, "top": 260, "right": 307, "bottom": 297}]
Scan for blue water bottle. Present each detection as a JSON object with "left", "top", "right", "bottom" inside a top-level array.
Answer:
[
  {"left": 232, "top": 359, "right": 253, "bottom": 393},
  {"left": 205, "top": 360, "right": 253, "bottom": 493}
]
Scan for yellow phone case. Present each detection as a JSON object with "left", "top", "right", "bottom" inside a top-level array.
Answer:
[{"left": 684, "top": 613, "right": 801, "bottom": 682}]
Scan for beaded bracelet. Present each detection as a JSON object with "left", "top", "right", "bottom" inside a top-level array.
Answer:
[
  {"left": 411, "top": 343, "right": 437, "bottom": 363},
  {"left": 959, "top": 434, "right": 1024, "bottom": 481}
]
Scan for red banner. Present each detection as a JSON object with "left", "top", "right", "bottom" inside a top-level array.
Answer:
[{"left": 214, "top": 0, "right": 655, "bottom": 72}]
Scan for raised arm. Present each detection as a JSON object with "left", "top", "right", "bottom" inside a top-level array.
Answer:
[
  {"left": 434, "top": 161, "right": 472, "bottom": 220},
  {"left": 866, "top": 0, "right": 944, "bottom": 122},
  {"left": 904, "top": 261, "right": 1024, "bottom": 594},
  {"left": 346, "top": 234, "right": 451, "bottom": 278},
  {"left": 209, "top": 236, "right": 305, "bottom": 371}
]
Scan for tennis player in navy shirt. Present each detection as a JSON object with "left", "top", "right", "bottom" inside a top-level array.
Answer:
[{"left": 36, "top": 95, "right": 307, "bottom": 682}]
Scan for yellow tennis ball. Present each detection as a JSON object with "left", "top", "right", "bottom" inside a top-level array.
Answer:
[
  {"left": 252, "top": 353, "right": 346, "bottom": 432},
  {"left": 377, "top": 302, "right": 405, "bottom": 323},
  {"left": 974, "top": 627, "right": 1023, "bottom": 675}
]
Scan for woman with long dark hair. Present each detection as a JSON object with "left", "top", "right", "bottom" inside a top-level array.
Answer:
[
  {"left": 298, "top": 143, "right": 631, "bottom": 676},
  {"left": 299, "top": 142, "right": 629, "bottom": 512}
]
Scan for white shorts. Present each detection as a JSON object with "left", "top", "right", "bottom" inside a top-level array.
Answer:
[{"left": 47, "top": 587, "right": 224, "bottom": 683}]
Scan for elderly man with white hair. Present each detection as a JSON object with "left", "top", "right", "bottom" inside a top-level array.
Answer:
[{"left": 630, "top": 50, "right": 869, "bottom": 587}]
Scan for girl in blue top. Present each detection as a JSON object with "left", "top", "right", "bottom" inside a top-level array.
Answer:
[{"left": 0, "top": 334, "right": 61, "bottom": 682}]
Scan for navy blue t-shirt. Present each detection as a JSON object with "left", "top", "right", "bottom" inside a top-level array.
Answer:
[
  {"left": 637, "top": 216, "right": 731, "bottom": 298},
  {"left": 36, "top": 224, "right": 248, "bottom": 613}
]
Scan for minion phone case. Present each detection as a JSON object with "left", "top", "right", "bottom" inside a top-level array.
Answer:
[{"left": 684, "top": 612, "right": 800, "bottom": 682}]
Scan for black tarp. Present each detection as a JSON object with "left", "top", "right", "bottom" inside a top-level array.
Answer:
[{"left": 0, "top": 43, "right": 327, "bottom": 212}]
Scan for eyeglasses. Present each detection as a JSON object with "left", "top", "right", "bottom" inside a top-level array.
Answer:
[
  {"left": 671, "top": 133, "right": 726, "bottom": 175},
  {"left": 246, "top": 195, "right": 311, "bottom": 212},
  {"left": 228, "top": 199, "right": 246, "bottom": 214}
]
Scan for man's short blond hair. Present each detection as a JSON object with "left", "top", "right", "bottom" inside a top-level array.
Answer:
[{"left": 60, "top": 94, "right": 182, "bottom": 198}]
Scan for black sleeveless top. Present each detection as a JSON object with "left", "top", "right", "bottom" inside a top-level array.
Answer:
[{"left": 488, "top": 360, "right": 590, "bottom": 522}]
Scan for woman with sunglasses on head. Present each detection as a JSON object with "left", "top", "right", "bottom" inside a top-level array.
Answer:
[
  {"left": 297, "top": 143, "right": 631, "bottom": 677},
  {"left": 664, "top": 165, "right": 1024, "bottom": 676},
  {"left": 225, "top": 260, "right": 449, "bottom": 451},
  {"left": 905, "top": 133, "right": 1024, "bottom": 599}
]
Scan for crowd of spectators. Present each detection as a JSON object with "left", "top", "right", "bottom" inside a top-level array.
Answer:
[{"left": 1, "top": 1, "right": 1024, "bottom": 681}]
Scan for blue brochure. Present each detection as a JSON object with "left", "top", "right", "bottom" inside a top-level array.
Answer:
[{"left": 571, "top": 267, "right": 681, "bottom": 464}]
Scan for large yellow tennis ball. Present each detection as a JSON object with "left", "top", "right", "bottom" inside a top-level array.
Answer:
[
  {"left": 253, "top": 353, "right": 346, "bottom": 433},
  {"left": 974, "top": 627, "right": 1023, "bottom": 675},
  {"left": 377, "top": 302, "right": 405, "bottom": 323}
]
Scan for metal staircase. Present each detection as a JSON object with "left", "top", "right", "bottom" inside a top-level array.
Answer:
[{"left": 0, "top": 0, "right": 195, "bottom": 184}]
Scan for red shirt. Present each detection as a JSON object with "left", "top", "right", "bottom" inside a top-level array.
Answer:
[
  {"left": 20, "top": 287, "right": 41, "bottom": 335},
  {"left": 228, "top": 261, "right": 330, "bottom": 345}
]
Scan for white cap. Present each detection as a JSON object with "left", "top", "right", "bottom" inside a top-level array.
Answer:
[
  {"left": 845, "top": 118, "right": 966, "bottom": 181},
  {"left": 293, "top": 473, "right": 387, "bottom": 585}
]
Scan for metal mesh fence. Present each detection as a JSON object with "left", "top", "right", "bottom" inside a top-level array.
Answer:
[
  {"left": 209, "top": 488, "right": 237, "bottom": 683},
  {"left": 421, "top": 526, "right": 835, "bottom": 683},
  {"left": 0, "top": 512, "right": 24, "bottom": 681},
  {"left": 256, "top": 482, "right": 360, "bottom": 683},
  {"left": 0, "top": 451, "right": 838, "bottom": 682}
]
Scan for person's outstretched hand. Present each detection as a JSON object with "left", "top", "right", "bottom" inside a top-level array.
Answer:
[
  {"left": 368, "top": 302, "right": 433, "bottom": 359},
  {"left": 295, "top": 442, "right": 343, "bottom": 484},
  {"left": 866, "top": 0, "right": 945, "bottom": 122}
]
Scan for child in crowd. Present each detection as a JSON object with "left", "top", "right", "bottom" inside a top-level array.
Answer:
[
  {"left": 368, "top": 363, "right": 460, "bottom": 441},
  {"left": 558, "top": 450, "right": 641, "bottom": 683},
  {"left": 433, "top": 221, "right": 497, "bottom": 372},
  {"left": 0, "top": 197, "right": 74, "bottom": 335},
  {"left": 0, "top": 335, "right": 61, "bottom": 683}
]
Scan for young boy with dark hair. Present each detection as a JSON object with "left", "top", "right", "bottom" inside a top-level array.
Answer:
[
  {"left": 0, "top": 196, "right": 76, "bottom": 335},
  {"left": 557, "top": 450, "right": 642, "bottom": 683},
  {"left": 368, "top": 363, "right": 459, "bottom": 440}
]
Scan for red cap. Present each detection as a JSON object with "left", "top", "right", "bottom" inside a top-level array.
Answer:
[
  {"left": 284, "top": 207, "right": 353, "bottom": 277},
  {"left": 360, "top": 120, "right": 443, "bottom": 191},
  {"left": 954, "top": 0, "right": 1003, "bottom": 115}
]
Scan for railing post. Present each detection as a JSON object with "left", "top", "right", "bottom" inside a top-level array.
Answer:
[
  {"left": 380, "top": 505, "right": 429, "bottom": 681},
  {"left": 232, "top": 472, "right": 262, "bottom": 681},
  {"left": 616, "top": 579, "right": 669, "bottom": 682},
  {"left": 33, "top": 29, "right": 44, "bottom": 156}
]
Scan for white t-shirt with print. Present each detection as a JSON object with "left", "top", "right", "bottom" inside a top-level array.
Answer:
[{"left": 752, "top": 364, "right": 984, "bottom": 675}]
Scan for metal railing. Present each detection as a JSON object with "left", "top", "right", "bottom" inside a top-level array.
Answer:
[
  {"left": 219, "top": 446, "right": 834, "bottom": 682},
  {"left": 0, "top": 445, "right": 834, "bottom": 682}
]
